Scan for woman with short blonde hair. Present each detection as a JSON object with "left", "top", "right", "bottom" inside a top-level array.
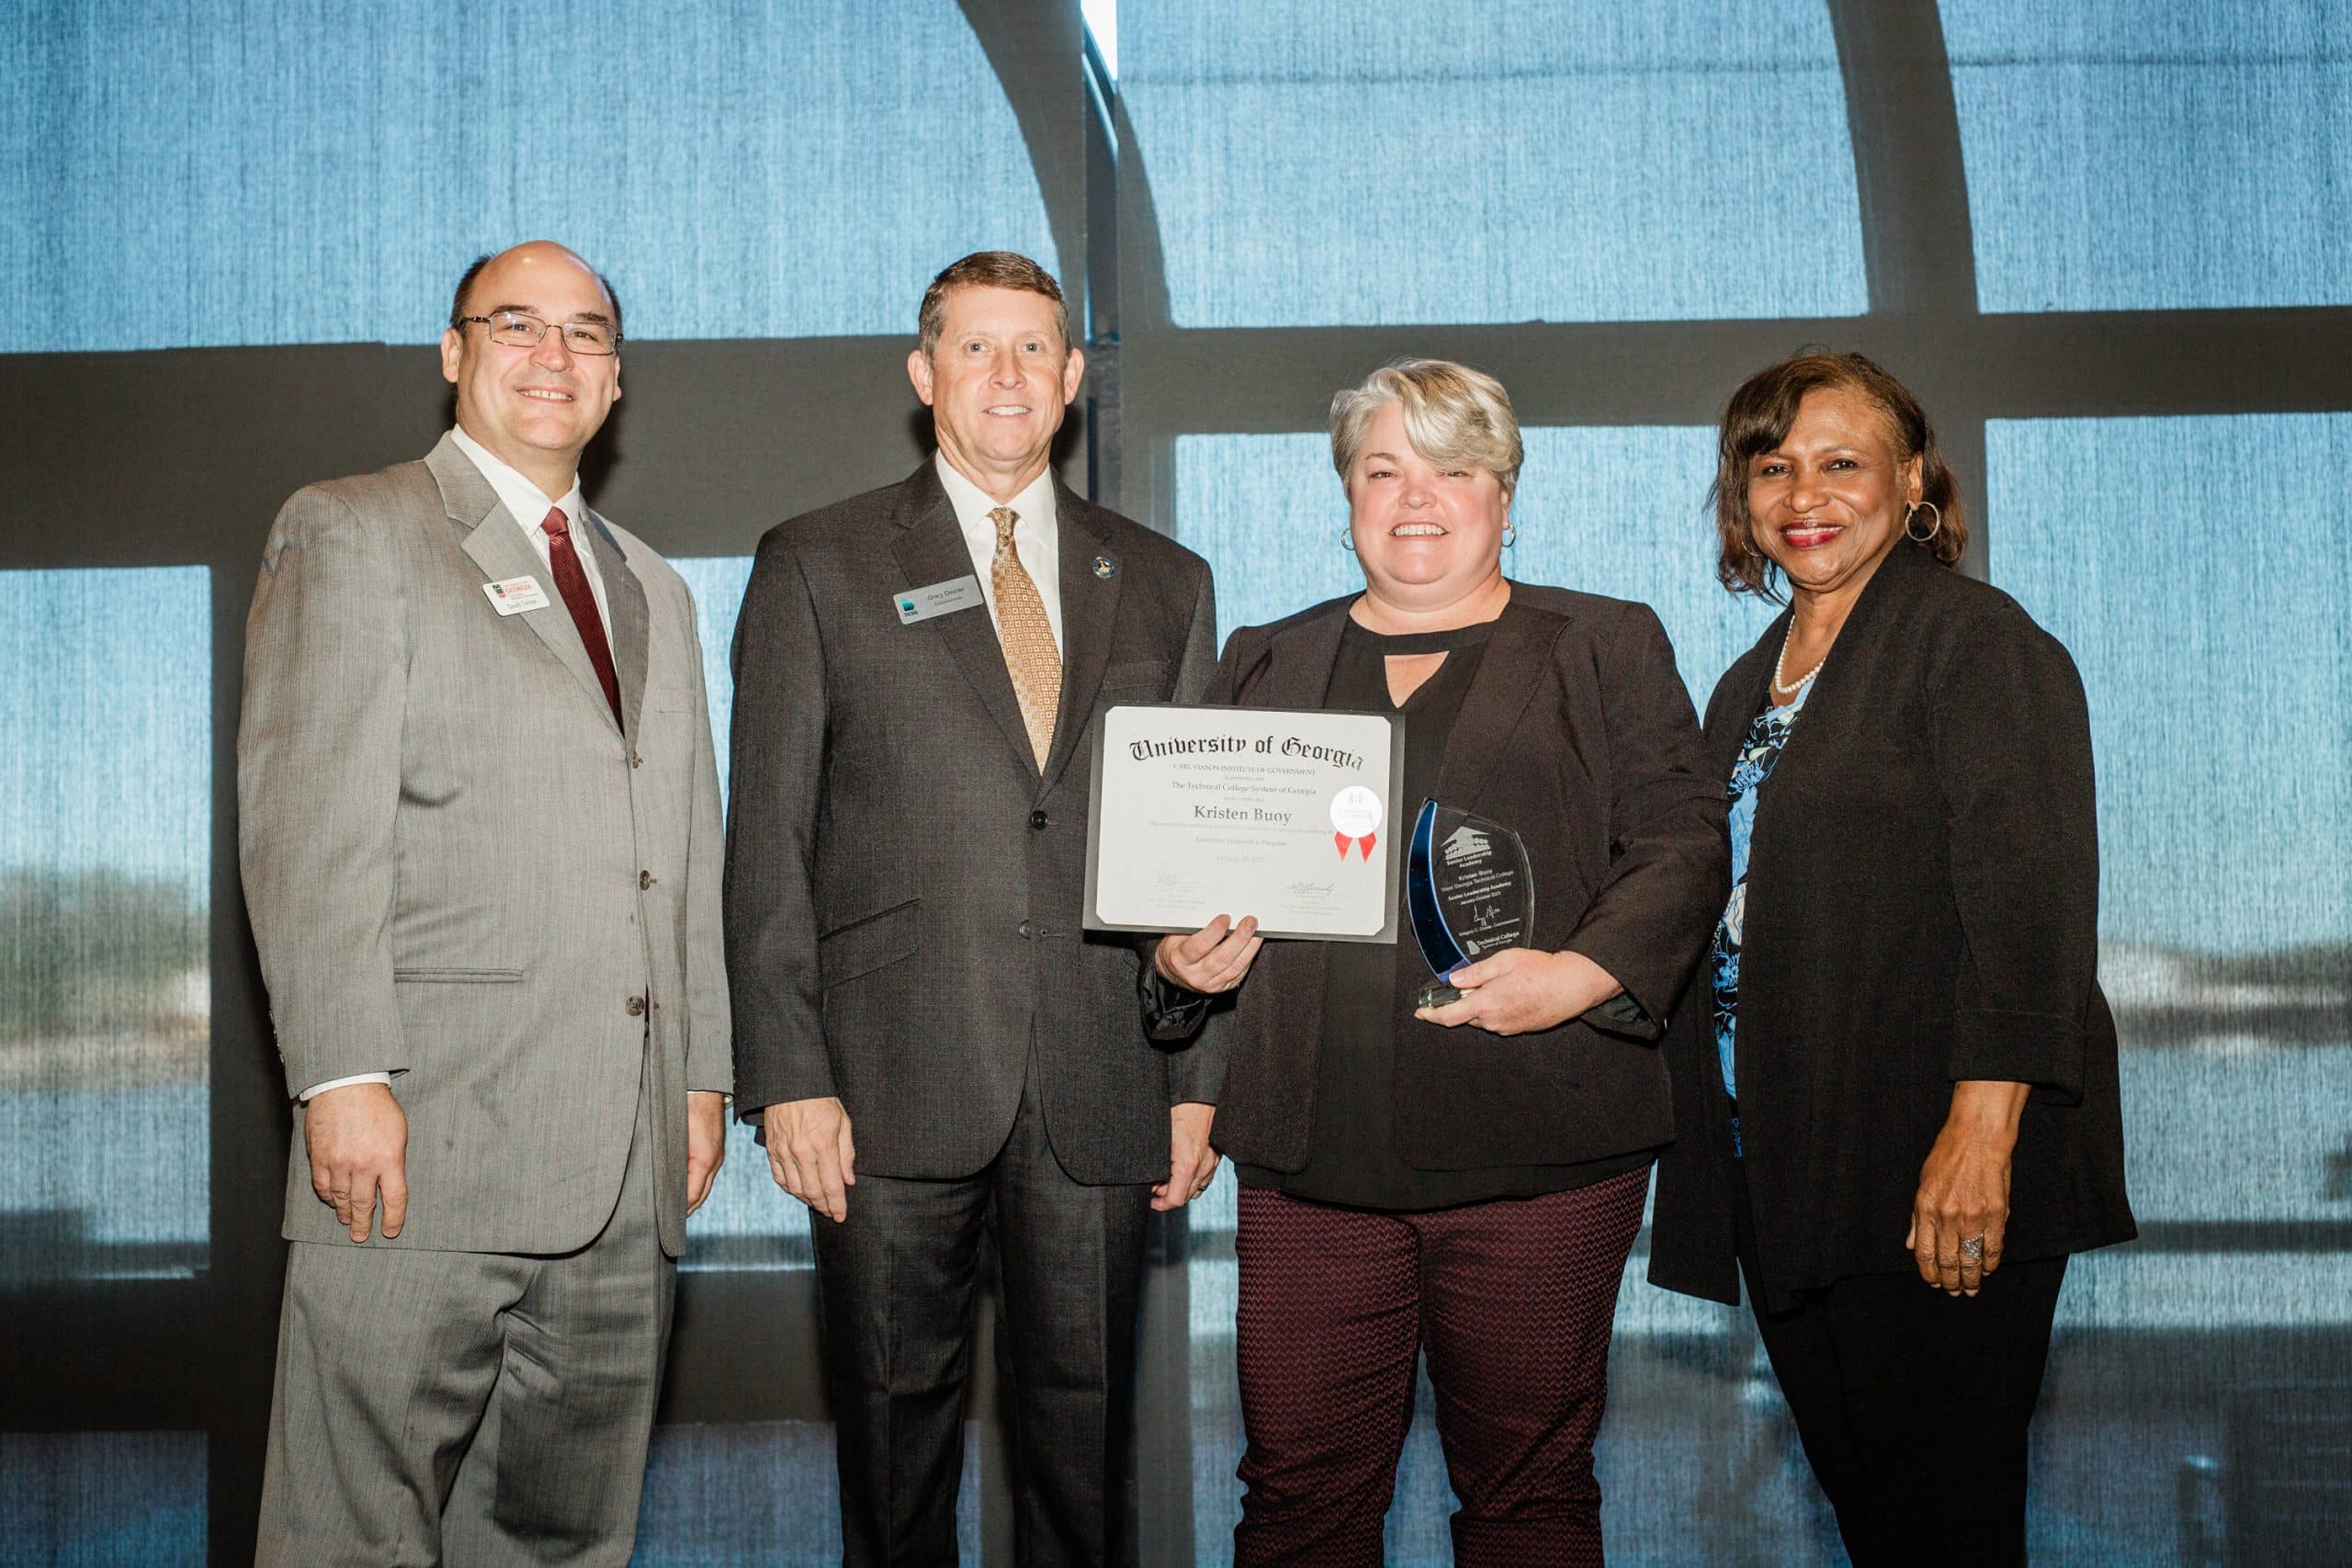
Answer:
[
  {"left": 1153, "top": 357, "right": 1726, "bottom": 1564},
  {"left": 1328, "top": 357, "right": 1525, "bottom": 497}
]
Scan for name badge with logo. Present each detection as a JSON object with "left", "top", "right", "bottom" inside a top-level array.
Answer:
[
  {"left": 482, "top": 575, "right": 550, "bottom": 615},
  {"left": 894, "top": 575, "right": 985, "bottom": 626}
]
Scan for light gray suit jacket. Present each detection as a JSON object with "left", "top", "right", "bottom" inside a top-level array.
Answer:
[{"left": 238, "top": 434, "right": 731, "bottom": 1258}]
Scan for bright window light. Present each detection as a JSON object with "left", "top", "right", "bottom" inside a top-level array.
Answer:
[{"left": 1081, "top": 0, "right": 1116, "bottom": 76}]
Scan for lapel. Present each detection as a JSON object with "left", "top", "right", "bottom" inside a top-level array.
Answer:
[
  {"left": 582, "top": 508, "right": 649, "bottom": 741},
  {"left": 1431, "top": 589, "right": 1568, "bottom": 810},
  {"left": 1748, "top": 539, "right": 1932, "bottom": 795},
  {"left": 429, "top": 434, "right": 628, "bottom": 739},
  {"left": 1040, "top": 480, "right": 1124, "bottom": 789},
  {"left": 887, "top": 463, "right": 1038, "bottom": 776},
  {"left": 1237, "top": 597, "right": 1351, "bottom": 708},
  {"left": 430, "top": 436, "right": 620, "bottom": 739},
  {"left": 1227, "top": 597, "right": 1355, "bottom": 1039},
  {"left": 1709, "top": 612, "right": 1786, "bottom": 771}
]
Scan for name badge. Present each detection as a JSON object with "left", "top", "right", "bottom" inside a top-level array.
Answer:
[
  {"left": 894, "top": 575, "right": 985, "bottom": 626},
  {"left": 482, "top": 575, "right": 550, "bottom": 615}
]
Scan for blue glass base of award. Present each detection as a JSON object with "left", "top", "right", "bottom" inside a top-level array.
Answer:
[{"left": 1407, "top": 799, "right": 1536, "bottom": 1010}]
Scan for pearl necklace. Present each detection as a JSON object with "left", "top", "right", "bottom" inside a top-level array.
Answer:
[{"left": 1773, "top": 617, "right": 1826, "bottom": 698}]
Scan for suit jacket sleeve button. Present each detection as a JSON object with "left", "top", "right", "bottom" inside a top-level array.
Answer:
[
  {"left": 627, "top": 995, "right": 647, "bottom": 1017},
  {"left": 1029, "top": 809, "right": 1048, "bottom": 830}
]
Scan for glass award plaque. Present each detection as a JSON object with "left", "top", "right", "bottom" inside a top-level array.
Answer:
[{"left": 1406, "top": 798, "right": 1535, "bottom": 1009}]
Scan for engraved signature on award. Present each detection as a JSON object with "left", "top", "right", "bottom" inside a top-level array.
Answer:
[{"left": 1408, "top": 800, "right": 1534, "bottom": 1008}]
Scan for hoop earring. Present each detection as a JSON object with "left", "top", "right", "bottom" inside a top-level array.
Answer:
[
  {"left": 1340, "top": 525, "right": 1356, "bottom": 553},
  {"left": 1905, "top": 501, "right": 1943, "bottom": 544},
  {"left": 1501, "top": 523, "right": 1518, "bottom": 548}
]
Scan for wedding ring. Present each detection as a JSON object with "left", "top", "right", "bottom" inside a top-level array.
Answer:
[{"left": 1960, "top": 1234, "right": 1985, "bottom": 1260}]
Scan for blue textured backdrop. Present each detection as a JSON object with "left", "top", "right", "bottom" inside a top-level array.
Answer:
[
  {"left": 1942, "top": 0, "right": 2352, "bottom": 311},
  {"left": 0, "top": 0, "right": 1057, "bottom": 352},
  {"left": 7, "top": 0, "right": 2351, "bottom": 1560},
  {"left": 1120, "top": 0, "right": 1868, "bottom": 326}
]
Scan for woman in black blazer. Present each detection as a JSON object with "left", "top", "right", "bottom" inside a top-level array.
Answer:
[
  {"left": 1154, "top": 358, "right": 1726, "bottom": 1565},
  {"left": 1647, "top": 353, "right": 2136, "bottom": 1566}
]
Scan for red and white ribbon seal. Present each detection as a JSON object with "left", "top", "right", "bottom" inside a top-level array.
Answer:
[{"left": 1328, "top": 784, "right": 1383, "bottom": 861}]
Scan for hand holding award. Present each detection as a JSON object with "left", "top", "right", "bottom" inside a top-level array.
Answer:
[
  {"left": 1408, "top": 798, "right": 1623, "bottom": 1035},
  {"left": 1406, "top": 799, "right": 1534, "bottom": 1008}
]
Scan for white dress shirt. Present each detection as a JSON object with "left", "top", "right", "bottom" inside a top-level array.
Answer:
[
  {"left": 448, "top": 423, "right": 610, "bottom": 635},
  {"left": 300, "top": 430, "right": 601, "bottom": 1104},
  {"left": 934, "top": 454, "right": 1063, "bottom": 656}
]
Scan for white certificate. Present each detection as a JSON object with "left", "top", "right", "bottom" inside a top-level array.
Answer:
[{"left": 1084, "top": 704, "right": 1404, "bottom": 942}]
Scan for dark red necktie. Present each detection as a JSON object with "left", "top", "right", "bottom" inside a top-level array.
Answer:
[{"left": 541, "top": 507, "right": 623, "bottom": 728}]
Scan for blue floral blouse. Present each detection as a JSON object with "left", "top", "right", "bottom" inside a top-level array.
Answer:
[{"left": 1710, "top": 676, "right": 1814, "bottom": 1155}]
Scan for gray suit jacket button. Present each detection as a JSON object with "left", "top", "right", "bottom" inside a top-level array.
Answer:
[
  {"left": 627, "top": 995, "right": 647, "bottom": 1017},
  {"left": 1029, "top": 809, "right": 1048, "bottom": 830},
  {"left": 1017, "top": 919, "right": 1035, "bottom": 941},
  {"left": 639, "top": 870, "right": 654, "bottom": 889}
]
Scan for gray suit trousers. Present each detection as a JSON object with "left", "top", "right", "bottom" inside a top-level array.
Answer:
[{"left": 256, "top": 1070, "right": 673, "bottom": 1567}]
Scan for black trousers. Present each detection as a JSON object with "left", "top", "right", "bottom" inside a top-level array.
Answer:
[
  {"left": 1735, "top": 1168, "right": 2066, "bottom": 1567},
  {"left": 810, "top": 1066, "right": 1151, "bottom": 1568}
]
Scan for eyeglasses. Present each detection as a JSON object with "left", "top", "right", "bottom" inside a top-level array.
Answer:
[{"left": 457, "top": 310, "right": 619, "bottom": 355}]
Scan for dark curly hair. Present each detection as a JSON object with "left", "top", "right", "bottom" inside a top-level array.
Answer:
[{"left": 1711, "top": 351, "right": 1966, "bottom": 601}]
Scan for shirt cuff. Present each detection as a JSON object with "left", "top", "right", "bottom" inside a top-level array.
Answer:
[{"left": 299, "top": 1071, "right": 391, "bottom": 1103}]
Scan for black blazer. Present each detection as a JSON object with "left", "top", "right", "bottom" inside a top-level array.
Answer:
[
  {"left": 724, "top": 463, "right": 1220, "bottom": 1183},
  {"left": 1193, "top": 584, "right": 1728, "bottom": 1172},
  {"left": 1648, "top": 541, "right": 2137, "bottom": 1310}
]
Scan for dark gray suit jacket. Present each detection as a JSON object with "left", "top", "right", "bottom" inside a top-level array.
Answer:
[{"left": 724, "top": 462, "right": 1219, "bottom": 1184}]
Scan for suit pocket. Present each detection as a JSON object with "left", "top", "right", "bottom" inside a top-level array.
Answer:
[
  {"left": 818, "top": 898, "right": 921, "bottom": 988},
  {"left": 392, "top": 967, "right": 525, "bottom": 984}
]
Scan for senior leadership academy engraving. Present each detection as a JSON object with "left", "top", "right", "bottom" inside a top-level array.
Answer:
[{"left": 1407, "top": 799, "right": 1533, "bottom": 1009}]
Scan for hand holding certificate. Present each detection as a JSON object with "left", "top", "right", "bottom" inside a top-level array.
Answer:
[{"left": 1085, "top": 705, "right": 1405, "bottom": 942}]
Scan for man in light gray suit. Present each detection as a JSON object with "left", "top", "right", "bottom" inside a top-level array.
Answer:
[{"left": 239, "top": 240, "right": 731, "bottom": 1565}]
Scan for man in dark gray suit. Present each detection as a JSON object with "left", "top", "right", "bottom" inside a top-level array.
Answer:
[
  {"left": 240, "top": 241, "right": 731, "bottom": 1564},
  {"left": 726, "top": 252, "right": 1248, "bottom": 1564}
]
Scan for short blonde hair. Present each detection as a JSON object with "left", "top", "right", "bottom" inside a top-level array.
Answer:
[{"left": 1329, "top": 357, "right": 1524, "bottom": 497}]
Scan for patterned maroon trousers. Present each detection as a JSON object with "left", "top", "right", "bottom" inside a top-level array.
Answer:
[{"left": 1231, "top": 1168, "right": 1649, "bottom": 1567}]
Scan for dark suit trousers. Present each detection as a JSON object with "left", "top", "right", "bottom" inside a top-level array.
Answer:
[
  {"left": 1230, "top": 1170, "right": 1649, "bottom": 1568},
  {"left": 1734, "top": 1165, "right": 2065, "bottom": 1568},
  {"left": 811, "top": 1061, "right": 1151, "bottom": 1567}
]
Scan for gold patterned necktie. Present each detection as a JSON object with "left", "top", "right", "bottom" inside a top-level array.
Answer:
[{"left": 988, "top": 506, "right": 1061, "bottom": 768}]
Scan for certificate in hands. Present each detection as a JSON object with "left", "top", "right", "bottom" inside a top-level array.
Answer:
[{"left": 1084, "top": 704, "right": 1404, "bottom": 942}]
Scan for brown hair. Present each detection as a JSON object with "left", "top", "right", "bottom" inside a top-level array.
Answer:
[
  {"left": 916, "top": 251, "right": 1071, "bottom": 358},
  {"left": 1711, "top": 351, "right": 1966, "bottom": 600}
]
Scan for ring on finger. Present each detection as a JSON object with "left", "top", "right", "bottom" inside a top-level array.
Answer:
[{"left": 1960, "top": 1234, "right": 1985, "bottom": 1260}]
